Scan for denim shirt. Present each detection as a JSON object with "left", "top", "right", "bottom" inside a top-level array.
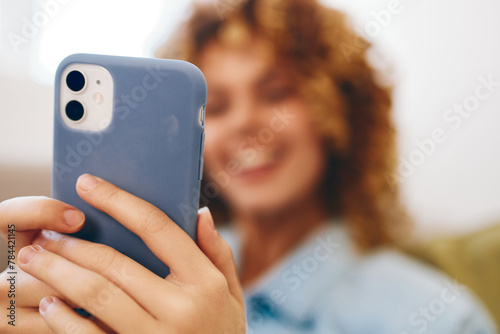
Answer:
[{"left": 220, "top": 223, "right": 497, "bottom": 334}]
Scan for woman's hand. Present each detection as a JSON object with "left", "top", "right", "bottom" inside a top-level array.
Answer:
[
  {"left": 0, "top": 196, "right": 86, "bottom": 333},
  {"left": 16, "top": 174, "right": 246, "bottom": 333}
]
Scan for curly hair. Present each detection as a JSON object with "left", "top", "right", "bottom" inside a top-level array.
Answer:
[{"left": 155, "top": 0, "right": 411, "bottom": 251}]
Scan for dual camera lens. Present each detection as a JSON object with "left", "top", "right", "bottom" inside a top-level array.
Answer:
[{"left": 65, "top": 70, "right": 86, "bottom": 122}]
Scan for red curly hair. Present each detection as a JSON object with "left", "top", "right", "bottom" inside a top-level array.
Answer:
[{"left": 156, "top": 0, "right": 411, "bottom": 251}]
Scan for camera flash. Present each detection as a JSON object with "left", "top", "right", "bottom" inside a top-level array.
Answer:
[{"left": 93, "top": 92, "right": 104, "bottom": 104}]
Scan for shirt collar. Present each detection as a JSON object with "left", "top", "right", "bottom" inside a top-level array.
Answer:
[{"left": 220, "top": 221, "right": 357, "bottom": 323}]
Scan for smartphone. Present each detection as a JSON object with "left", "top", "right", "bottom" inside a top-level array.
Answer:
[{"left": 52, "top": 54, "right": 206, "bottom": 278}]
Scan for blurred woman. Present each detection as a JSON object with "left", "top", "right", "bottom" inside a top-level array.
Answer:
[
  {"left": 157, "top": 0, "right": 496, "bottom": 332},
  {"left": 0, "top": 0, "right": 496, "bottom": 333}
]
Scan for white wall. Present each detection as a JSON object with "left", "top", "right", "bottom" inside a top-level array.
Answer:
[
  {"left": 321, "top": 0, "right": 500, "bottom": 237},
  {"left": 1, "top": 0, "right": 500, "bottom": 239}
]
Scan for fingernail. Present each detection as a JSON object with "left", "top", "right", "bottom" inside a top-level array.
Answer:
[
  {"left": 198, "top": 206, "right": 215, "bottom": 231},
  {"left": 19, "top": 245, "right": 41, "bottom": 265},
  {"left": 32, "top": 231, "right": 47, "bottom": 248},
  {"left": 39, "top": 296, "right": 55, "bottom": 315},
  {"left": 64, "top": 209, "right": 84, "bottom": 227},
  {"left": 42, "top": 229, "right": 58, "bottom": 239},
  {"left": 33, "top": 230, "right": 59, "bottom": 248},
  {"left": 78, "top": 174, "right": 98, "bottom": 191}
]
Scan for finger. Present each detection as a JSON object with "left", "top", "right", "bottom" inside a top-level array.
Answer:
[
  {"left": 197, "top": 207, "right": 244, "bottom": 303},
  {"left": 0, "top": 197, "right": 84, "bottom": 242},
  {"left": 75, "top": 174, "right": 213, "bottom": 282},
  {"left": 0, "top": 307, "right": 52, "bottom": 334},
  {"left": 39, "top": 296, "right": 106, "bottom": 334},
  {"left": 18, "top": 245, "right": 156, "bottom": 334},
  {"left": 0, "top": 268, "right": 77, "bottom": 309},
  {"left": 33, "top": 230, "right": 180, "bottom": 317}
]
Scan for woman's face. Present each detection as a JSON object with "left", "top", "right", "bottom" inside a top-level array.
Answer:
[{"left": 199, "top": 38, "right": 327, "bottom": 217}]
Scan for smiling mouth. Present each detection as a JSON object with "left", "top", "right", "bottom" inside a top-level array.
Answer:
[{"left": 232, "top": 146, "right": 287, "bottom": 180}]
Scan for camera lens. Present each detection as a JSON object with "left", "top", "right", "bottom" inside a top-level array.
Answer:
[
  {"left": 65, "top": 100, "right": 85, "bottom": 121},
  {"left": 66, "top": 70, "right": 86, "bottom": 92}
]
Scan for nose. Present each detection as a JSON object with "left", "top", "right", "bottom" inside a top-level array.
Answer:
[{"left": 229, "top": 96, "right": 265, "bottom": 137}]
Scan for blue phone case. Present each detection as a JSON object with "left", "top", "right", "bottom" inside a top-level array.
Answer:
[{"left": 52, "top": 54, "right": 206, "bottom": 278}]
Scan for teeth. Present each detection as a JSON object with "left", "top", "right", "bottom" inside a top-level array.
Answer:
[{"left": 236, "top": 149, "right": 274, "bottom": 170}]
